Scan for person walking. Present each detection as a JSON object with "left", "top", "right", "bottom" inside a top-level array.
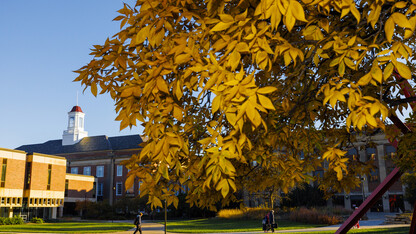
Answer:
[
  {"left": 134, "top": 212, "right": 143, "bottom": 234},
  {"left": 269, "top": 210, "right": 277, "bottom": 233}
]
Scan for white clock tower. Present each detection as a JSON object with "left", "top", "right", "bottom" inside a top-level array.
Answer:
[{"left": 62, "top": 106, "right": 88, "bottom": 146}]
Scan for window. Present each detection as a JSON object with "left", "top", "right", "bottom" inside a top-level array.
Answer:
[
  {"left": 83, "top": 166, "right": 91, "bottom": 175},
  {"left": 69, "top": 117, "right": 74, "bottom": 127},
  {"left": 97, "top": 183, "right": 104, "bottom": 196},
  {"left": 65, "top": 179, "right": 69, "bottom": 197},
  {"left": 71, "top": 167, "right": 78, "bottom": 174},
  {"left": 24, "top": 162, "right": 31, "bottom": 189},
  {"left": 116, "top": 182, "right": 122, "bottom": 196},
  {"left": 47, "top": 164, "right": 52, "bottom": 190},
  {"left": 96, "top": 166, "right": 104, "bottom": 177},
  {"left": 79, "top": 117, "right": 83, "bottom": 128},
  {"left": 1, "top": 158, "right": 7, "bottom": 187},
  {"left": 116, "top": 165, "right": 123, "bottom": 177},
  {"left": 126, "top": 182, "right": 134, "bottom": 194}
]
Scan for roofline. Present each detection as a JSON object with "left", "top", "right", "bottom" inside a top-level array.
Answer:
[
  {"left": 0, "top": 147, "right": 27, "bottom": 154},
  {"left": 28, "top": 152, "right": 66, "bottom": 160},
  {"left": 55, "top": 148, "right": 141, "bottom": 156}
]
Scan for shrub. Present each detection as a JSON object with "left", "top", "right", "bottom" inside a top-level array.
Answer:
[
  {"left": 3, "top": 217, "right": 11, "bottom": 225},
  {"left": 218, "top": 207, "right": 271, "bottom": 220},
  {"left": 289, "top": 207, "right": 341, "bottom": 225},
  {"left": 31, "top": 217, "right": 44, "bottom": 224},
  {"left": 10, "top": 216, "right": 23, "bottom": 225}
]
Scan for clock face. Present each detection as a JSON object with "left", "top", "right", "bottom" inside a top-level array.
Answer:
[{"left": 69, "top": 117, "right": 75, "bottom": 127}]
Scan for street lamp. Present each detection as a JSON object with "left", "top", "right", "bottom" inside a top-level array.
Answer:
[
  {"left": 360, "top": 177, "right": 366, "bottom": 204},
  {"left": 164, "top": 199, "right": 167, "bottom": 234}
]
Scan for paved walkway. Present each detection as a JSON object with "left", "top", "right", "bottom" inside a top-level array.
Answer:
[{"left": 116, "top": 212, "right": 411, "bottom": 234}]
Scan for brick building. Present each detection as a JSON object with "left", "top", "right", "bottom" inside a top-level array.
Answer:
[
  {"left": 0, "top": 148, "right": 95, "bottom": 220},
  {"left": 16, "top": 106, "right": 143, "bottom": 209},
  {"left": 243, "top": 133, "right": 412, "bottom": 212}
]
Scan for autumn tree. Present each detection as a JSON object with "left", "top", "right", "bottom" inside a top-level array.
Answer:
[{"left": 75, "top": 0, "right": 416, "bottom": 210}]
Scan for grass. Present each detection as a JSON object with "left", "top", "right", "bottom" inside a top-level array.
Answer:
[
  {"left": 0, "top": 221, "right": 133, "bottom": 233},
  {"left": 164, "top": 218, "right": 324, "bottom": 233},
  {"left": 297, "top": 227, "right": 409, "bottom": 233}
]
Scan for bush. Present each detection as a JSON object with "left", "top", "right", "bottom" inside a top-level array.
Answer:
[
  {"left": 289, "top": 207, "right": 341, "bottom": 225},
  {"left": 218, "top": 207, "right": 271, "bottom": 220},
  {"left": 10, "top": 216, "right": 23, "bottom": 225},
  {"left": 31, "top": 217, "right": 44, "bottom": 224},
  {"left": 280, "top": 183, "right": 326, "bottom": 208},
  {"left": 0, "top": 216, "right": 24, "bottom": 225}
]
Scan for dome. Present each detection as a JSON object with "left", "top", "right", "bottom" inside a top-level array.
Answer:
[{"left": 70, "top": 106, "right": 83, "bottom": 113}]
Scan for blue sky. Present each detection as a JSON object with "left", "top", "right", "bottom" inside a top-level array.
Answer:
[{"left": 0, "top": 0, "right": 141, "bottom": 149}]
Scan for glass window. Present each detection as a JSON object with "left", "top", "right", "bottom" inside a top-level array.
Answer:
[
  {"left": 71, "top": 167, "right": 78, "bottom": 174},
  {"left": 47, "top": 164, "right": 52, "bottom": 190},
  {"left": 117, "top": 165, "right": 123, "bottom": 177},
  {"left": 126, "top": 182, "right": 134, "bottom": 194},
  {"left": 1, "top": 158, "right": 7, "bottom": 187},
  {"left": 116, "top": 182, "right": 122, "bottom": 196},
  {"left": 83, "top": 166, "right": 91, "bottom": 175},
  {"left": 65, "top": 179, "right": 69, "bottom": 197},
  {"left": 69, "top": 117, "right": 74, "bottom": 127},
  {"left": 96, "top": 166, "right": 104, "bottom": 177},
  {"left": 79, "top": 117, "right": 83, "bottom": 128},
  {"left": 97, "top": 183, "right": 104, "bottom": 196}
]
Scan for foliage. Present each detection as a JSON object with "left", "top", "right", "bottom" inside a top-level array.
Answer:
[
  {"left": 289, "top": 207, "right": 341, "bottom": 225},
  {"left": 0, "top": 216, "right": 24, "bottom": 225},
  {"left": 168, "top": 193, "right": 217, "bottom": 219},
  {"left": 31, "top": 217, "right": 43, "bottom": 224},
  {"left": 217, "top": 207, "right": 270, "bottom": 219},
  {"left": 11, "top": 216, "right": 24, "bottom": 225},
  {"left": 280, "top": 183, "right": 326, "bottom": 208},
  {"left": 75, "top": 0, "right": 416, "bottom": 209},
  {"left": 113, "top": 196, "right": 150, "bottom": 218},
  {"left": 402, "top": 172, "right": 416, "bottom": 205},
  {"left": 76, "top": 200, "right": 113, "bottom": 219}
]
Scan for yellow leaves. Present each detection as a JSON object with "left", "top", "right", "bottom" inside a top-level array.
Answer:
[
  {"left": 385, "top": 18, "right": 395, "bottom": 43},
  {"left": 211, "top": 22, "right": 234, "bottom": 32},
  {"left": 289, "top": 0, "right": 307, "bottom": 22},
  {"left": 77, "top": 0, "right": 416, "bottom": 210},
  {"left": 156, "top": 77, "right": 169, "bottom": 94},
  {"left": 322, "top": 146, "right": 347, "bottom": 180},
  {"left": 385, "top": 13, "right": 413, "bottom": 43},
  {"left": 395, "top": 62, "right": 412, "bottom": 79},
  {"left": 258, "top": 94, "right": 276, "bottom": 110},
  {"left": 322, "top": 85, "right": 348, "bottom": 108},
  {"left": 257, "top": 86, "right": 277, "bottom": 94},
  {"left": 228, "top": 50, "right": 241, "bottom": 71},
  {"left": 391, "top": 13, "right": 412, "bottom": 29},
  {"left": 175, "top": 53, "right": 192, "bottom": 64}
]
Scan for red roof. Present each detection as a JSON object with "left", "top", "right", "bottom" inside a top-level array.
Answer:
[{"left": 70, "top": 106, "right": 83, "bottom": 113}]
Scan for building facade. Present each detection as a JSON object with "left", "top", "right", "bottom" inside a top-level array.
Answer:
[
  {"left": 16, "top": 106, "right": 143, "bottom": 207},
  {"left": 243, "top": 133, "right": 411, "bottom": 212},
  {"left": 0, "top": 148, "right": 95, "bottom": 220},
  {"left": 330, "top": 134, "right": 412, "bottom": 212}
]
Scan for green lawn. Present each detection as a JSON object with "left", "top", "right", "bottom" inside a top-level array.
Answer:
[
  {"left": 297, "top": 227, "right": 409, "bottom": 233},
  {"left": 165, "top": 218, "right": 324, "bottom": 233},
  {"left": 0, "top": 222, "right": 133, "bottom": 233},
  {"left": 164, "top": 218, "right": 410, "bottom": 233}
]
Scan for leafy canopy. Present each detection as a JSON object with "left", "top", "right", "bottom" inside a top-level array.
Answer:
[{"left": 75, "top": 0, "right": 416, "bottom": 209}]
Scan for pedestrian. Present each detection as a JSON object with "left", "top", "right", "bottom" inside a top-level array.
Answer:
[
  {"left": 262, "top": 214, "right": 268, "bottom": 232},
  {"left": 269, "top": 210, "right": 277, "bottom": 233},
  {"left": 134, "top": 212, "right": 143, "bottom": 234}
]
